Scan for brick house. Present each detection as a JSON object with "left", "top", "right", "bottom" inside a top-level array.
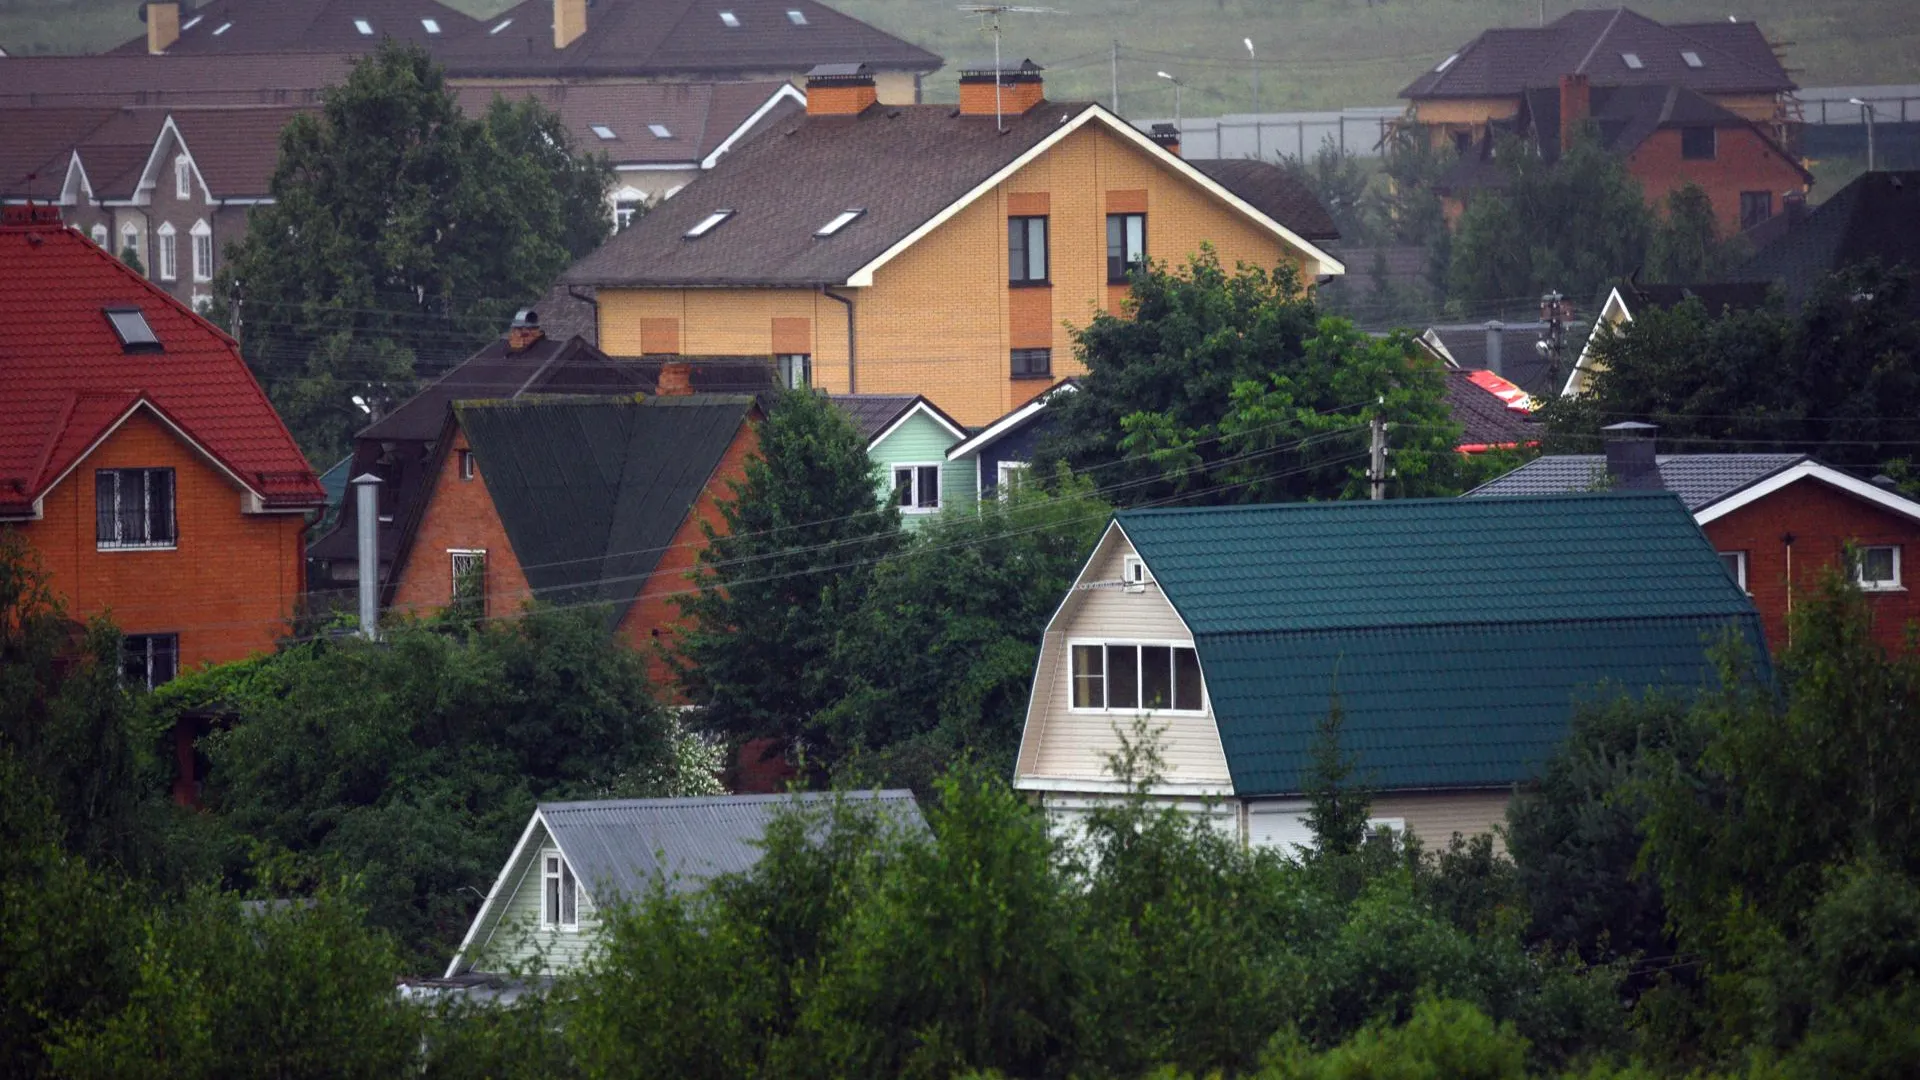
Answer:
[
  {"left": 1469, "top": 424, "right": 1920, "bottom": 652},
  {"left": 559, "top": 61, "right": 1345, "bottom": 427},
  {"left": 0, "top": 205, "right": 324, "bottom": 797}
]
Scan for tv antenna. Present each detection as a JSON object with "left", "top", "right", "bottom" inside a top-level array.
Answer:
[{"left": 958, "top": 4, "right": 1065, "bottom": 132}]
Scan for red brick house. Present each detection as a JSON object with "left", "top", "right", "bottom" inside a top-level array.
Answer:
[
  {"left": 1469, "top": 424, "right": 1920, "bottom": 652},
  {"left": 0, "top": 205, "right": 324, "bottom": 796}
]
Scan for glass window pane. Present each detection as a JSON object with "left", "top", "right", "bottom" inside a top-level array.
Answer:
[
  {"left": 120, "top": 472, "right": 145, "bottom": 543},
  {"left": 894, "top": 468, "right": 914, "bottom": 507},
  {"left": 1174, "top": 647, "right": 1202, "bottom": 710},
  {"left": 1007, "top": 219, "right": 1025, "bottom": 281},
  {"left": 152, "top": 636, "right": 178, "bottom": 685},
  {"left": 1126, "top": 215, "right": 1145, "bottom": 262},
  {"left": 918, "top": 465, "right": 940, "bottom": 508},
  {"left": 544, "top": 875, "right": 558, "bottom": 925},
  {"left": 1140, "top": 645, "right": 1172, "bottom": 709},
  {"left": 1864, "top": 547, "right": 1896, "bottom": 582},
  {"left": 1106, "top": 216, "right": 1123, "bottom": 281},
  {"left": 1027, "top": 218, "right": 1047, "bottom": 281},
  {"left": 1108, "top": 645, "right": 1138, "bottom": 709},
  {"left": 1071, "top": 645, "right": 1104, "bottom": 708},
  {"left": 150, "top": 470, "right": 174, "bottom": 542},
  {"left": 561, "top": 862, "right": 577, "bottom": 923},
  {"left": 96, "top": 471, "right": 116, "bottom": 543}
]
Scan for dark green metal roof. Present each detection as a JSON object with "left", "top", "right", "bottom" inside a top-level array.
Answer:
[
  {"left": 1115, "top": 493, "right": 1767, "bottom": 795},
  {"left": 457, "top": 395, "right": 755, "bottom": 630}
]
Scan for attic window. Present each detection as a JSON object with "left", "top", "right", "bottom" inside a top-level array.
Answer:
[
  {"left": 1681, "top": 50, "right": 1703, "bottom": 68},
  {"left": 684, "top": 209, "right": 735, "bottom": 238},
  {"left": 105, "top": 308, "right": 161, "bottom": 351},
  {"left": 815, "top": 208, "right": 865, "bottom": 236},
  {"left": 354, "top": 19, "right": 373, "bottom": 35},
  {"left": 648, "top": 123, "right": 673, "bottom": 139},
  {"left": 787, "top": 9, "right": 807, "bottom": 24},
  {"left": 181, "top": 14, "right": 203, "bottom": 30},
  {"left": 719, "top": 10, "right": 740, "bottom": 27},
  {"left": 1433, "top": 53, "right": 1458, "bottom": 73},
  {"left": 421, "top": 17, "right": 441, "bottom": 33},
  {"left": 213, "top": 21, "right": 231, "bottom": 35},
  {"left": 1621, "top": 52, "right": 1644, "bottom": 69},
  {"left": 590, "top": 124, "right": 617, "bottom": 140},
  {"left": 490, "top": 17, "right": 513, "bottom": 33}
]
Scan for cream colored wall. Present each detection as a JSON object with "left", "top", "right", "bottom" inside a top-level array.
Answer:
[
  {"left": 1016, "top": 525, "right": 1232, "bottom": 789},
  {"left": 1370, "top": 790, "right": 1513, "bottom": 853},
  {"left": 597, "top": 285, "right": 849, "bottom": 370}
]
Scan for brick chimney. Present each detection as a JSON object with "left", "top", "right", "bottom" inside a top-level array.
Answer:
[
  {"left": 505, "top": 308, "right": 542, "bottom": 353},
  {"left": 1558, "top": 73, "right": 1591, "bottom": 142},
  {"left": 958, "top": 59, "right": 1045, "bottom": 119},
  {"left": 1603, "top": 421, "right": 1661, "bottom": 490},
  {"left": 145, "top": 1, "right": 180, "bottom": 54},
  {"left": 554, "top": 0, "right": 586, "bottom": 50},
  {"left": 1148, "top": 123, "right": 1181, "bottom": 157},
  {"left": 805, "top": 63, "right": 879, "bottom": 117},
  {"left": 656, "top": 360, "right": 693, "bottom": 396}
]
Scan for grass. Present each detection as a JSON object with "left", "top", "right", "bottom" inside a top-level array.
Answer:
[{"left": 4, "top": 0, "right": 1914, "bottom": 117}]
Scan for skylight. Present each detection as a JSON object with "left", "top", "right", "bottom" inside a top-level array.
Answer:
[
  {"left": 787, "top": 9, "right": 808, "bottom": 24},
  {"left": 1434, "top": 53, "right": 1458, "bottom": 73},
  {"left": 685, "top": 210, "right": 735, "bottom": 238},
  {"left": 1681, "top": 50, "right": 1704, "bottom": 68},
  {"left": 719, "top": 11, "right": 741, "bottom": 27},
  {"left": 815, "top": 208, "right": 865, "bottom": 236},
  {"left": 421, "top": 17, "right": 441, "bottom": 33},
  {"left": 213, "top": 22, "right": 232, "bottom": 35},
  {"left": 591, "top": 124, "right": 617, "bottom": 140},
  {"left": 648, "top": 123, "right": 673, "bottom": 139},
  {"left": 181, "top": 14, "right": 203, "bottom": 30},
  {"left": 354, "top": 19, "right": 373, "bottom": 35},
  {"left": 490, "top": 17, "right": 513, "bottom": 33},
  {"left": 104, "top": 308, "right": 160, "bottom": 351},
  {"left": 1621, "top": 52, "right": 1644, "bottom": 69}
]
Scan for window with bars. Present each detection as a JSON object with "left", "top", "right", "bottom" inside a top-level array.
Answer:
[
  {"left": 1007, "top": 216, "right": 1048, "bottom": 284},
  {"left": 95, "top": 468, "right": 176, "bottom": 549},
  {"left": 1010, "top": 347, "right": 1051, "bottom": 379},
  {"left": 542, "top": 853, "right": 578, "bottom": 927},
  {"left": 892, "top": 464, "right": 941, "bottom": 513},
  {"left": 1070, "top": 641, "right": 1204, "bottom": 712},
  {"left": 121, "top": 634, "right": 179, "bottom": 689},
  {"left": 450, "top": 549, "right": 487, "bottom": 611},
  {"left": 1106, "top": 213, "right": 1146, "bottom": 282}
]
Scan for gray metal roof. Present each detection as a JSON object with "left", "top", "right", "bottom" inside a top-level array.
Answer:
[
  {"left": 541, "top": 790, "right": 923, "bottom": 901},
  {"left": 1466, "top": 453, "right": 1806, "bottom": 509}
]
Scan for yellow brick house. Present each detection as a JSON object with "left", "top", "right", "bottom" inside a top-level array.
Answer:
[{"left": 560, "top": 61, "right": 1345, "bottom": 427}]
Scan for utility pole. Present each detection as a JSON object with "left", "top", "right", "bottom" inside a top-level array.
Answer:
[
  {"left": 1111, "top": 39, "right": 1120, "bottom": 113},
  {"left": 1536, "top": 289, "right": 1573, "bottom": 393},
  {"left": 1369, "top": 411, "right": 1387, "bottom": 501}
]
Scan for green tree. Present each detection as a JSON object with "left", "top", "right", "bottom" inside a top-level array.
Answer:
[
  {"left": 116, "top": 242, "right": 143, "bottom": 277},
  {"left": 1305, "top": 698, "right": 1372, "bottom": 859},
  {"left": 1646, "top": 183, "right": 1741, "bottom": 283},
  {"left": 674, "top": 390, "right": 902, "bottom": 770},
  {"left": 218, "top": 42, "right": 613, "bottom": 462},
  {"left": 1281, "top": 136, "right": 1378, "bottom": 247}
]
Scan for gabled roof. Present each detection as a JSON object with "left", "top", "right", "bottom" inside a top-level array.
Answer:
[
  {"left": 1185, "top": 158, "right": 1340, "bottom": 242},
  {"left": 1466, "top": 453, "right": 1806, "bottom": 509},
  {"left": 0, "top": 54, "right": 358, "bottom": 109},
  {"left": 433, "top": 0, "right": 940, "bottom": 79},
  {"left": 1731, "top": 170, "right": 1920, "bottom": 308},
  {"left": 443, "top": 395, "right": 756, "bottom": 628},
  {"left": 830, "top": 394, "right": 967, "bottom": 447},
  {"left": 947, "top": 379, "right": 1078, "bottom": 460},
  {"left": 453, "top": 81, "right": 802, "bottom": 170},
  {"left": 1520, "top": 83, "right": 1807, "bottom": 177},
  {"left": 0, "top": 107, "right": 119, "bottom": 198},
  {"left": 363, "top": 334, "right": 650, "bottom": 443},
  {"left": 1566, "top": 280, "right": 1776, "bottom": 396},
  {"left": 1418, "top": 322, "right": 1559, "bottom": 399},
  {"left": 167, "top": 107, "right": 311, "bottom": 198},
  {"left": 0, "top": 214, "right": 322, "bottom": 515},
  {"left": 1115, "top": 493, "right": 1763, "bottom": 794},
  {"left": 1444, "top": 369, "right": 1537, "bottom": 449},
  {"left": 1402, "top": 7, "right": 1793, "bottom": 100},
  {"left": 114, "top": 0, "right": 481, "bottom": 55}
]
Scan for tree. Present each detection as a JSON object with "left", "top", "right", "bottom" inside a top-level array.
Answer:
[
  {"left": 673, "top": 390, "right": 903, "bottom": 768},
  {"left": 1037, "top": 250, "right": 1467, "bottom": 507},
  {"left": 1645, "top": 182, "right": 1742, "bottom": 283},
  {"left": 1281, "top": 137, "right": 1379, "bottom": 247},
  {"left": 1304, "top": 698, "right": 1372, "bottom": 859},
  {"left": 218, "top": 43, "right": 613, "bottom": 462},
  {"left": 116, "top": 242, "right": 143, "bottom": 277},
  {"left": 1448, "top": 130, "right": 1653, "bottom": 310}
]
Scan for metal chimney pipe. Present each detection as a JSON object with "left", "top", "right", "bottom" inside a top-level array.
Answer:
[
  {"left": 1484, "top": 320, "right": 1504, "bottom": 376},
  {"left": 351, "top": 472, "right": 383, "bottom": 640}
]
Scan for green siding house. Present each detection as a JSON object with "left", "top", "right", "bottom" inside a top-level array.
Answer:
[{"left": 833, "top": 394, "right": 971, "bottom": 523}]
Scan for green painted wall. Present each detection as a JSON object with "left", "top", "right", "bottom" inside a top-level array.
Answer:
[
  {"left": 473, "top": 829, "right": 601, "bottom": 975},
  {"left": 868, "top": 408, "right": 972, "bottom": 525}
]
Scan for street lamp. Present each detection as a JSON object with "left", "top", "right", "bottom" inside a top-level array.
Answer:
[
  {"left": 1157, "top": 70, "right": 1183, "bottom": 132},
  {"left": 1244, "top": 37, "right": 1258, "bottom": 114},
  {"left": 1849, "top": 97, "right": 1879, "bottom": 172}
]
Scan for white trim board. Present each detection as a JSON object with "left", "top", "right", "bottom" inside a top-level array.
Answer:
[
  {"left": 701, "top": 83, "right": 807, "bottom": 170},
  {"left": 1694, "top": 460, "right": 1920, "bottom": 527},
  {"left": 32, "top": 397, "right": 265, "bottom": 518},
  {"left": 946, "top": 381, "right": 1077, "bottom": 461},
  {"left": 445, "top": 809, "right": 548, "bottom": 977},
  {"left": 869, "top": 397, "right": 968, "bottom": 448},
  {"left": 132, "top": 117, "right": 212, "bottom": 206},
  {"left": 1016, "top": 776, "right": 1236, "bottom": 798},
  {"left": 1566, "top": 286, "right": 1632, "bottom": 398}
]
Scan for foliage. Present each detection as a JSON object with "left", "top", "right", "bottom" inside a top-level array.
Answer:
[
  {"left": 1376, "top": 126, "right": 1453, "bottom": 251},
  {"left": 116, "top": 241, "right": 143, "bottom": 276},
  {"left": 1280, "top": 137, "right": 1380, "bottom": 247},
  {"left": 217, "top": 42, "right": 613, "bottom": 462},
  {"left": 1645, "top": 183, "right": 1744, "bottom": 284},
  {"left": 1304, "top": 697, "right": 1372, "bottom": 859},
  {"left": 1037, "top": 249, "right": 1468, "bottom": 506},
  {"left": 674, "top": 389, "right": 903, "bottom": 766}
]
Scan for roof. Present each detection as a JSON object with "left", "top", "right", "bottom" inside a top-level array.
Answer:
[
  {"left": 0, "top": 214, "right": 323, "bottom": 514},
  {"left": 946, "top": 379, "right": 1078, "bottom": 460},
  {"left": 563, "top": 101, "right": 1345, "bottom": 289},
  {"left": 1402, "top": 7, "right": 1793, "bottom": 100},
  {"left": 829, "top": 394, "right": 921, "bottom": 444},
  {"left": 1525, "top": 83, "right": 1806, "bottom": 176},
  {"left": 0, "top": 54, "right": 357, "bottom": 108},
  {"left": 445, "top": 395, "right": 755, "bottom": 628},
  {"left": 1114, "top": 494, "right": 1763, "bottom": 795},
  {"left": 114, "top": 0, "right": 481, "bottom": 55},
  {"left": 453, "top": 81, "right": 800, "bottom": 170},
  {"left": 432, "top": 0, "right": 940, "bottom": 79},
  {"left": 167, "top": 107, "right": 311, "bottom": 197},
  {"left": 1465, "top": 453, "right": 1806, "bottom": 508},
  {"left": 1444, "top": 369, "right": 1537, "bottom": 448},
  {"left": 362, "top": 333, "right": 650, "bottom": 443},
  {"left": 1614, "top": 280, "right": 1773, "bottom": 315},
  {"left": 1186, "top": 158, "right": 1340, "bottom": 242},
  {"left": 1420, "top": 322, "right": 1560, "bottom": 399},
  {"left": 1732, "top": 171, "right": 1920, "bottom": 307},
  {"left": 0, "top": 107, "right": 119, "bottom": 197}
]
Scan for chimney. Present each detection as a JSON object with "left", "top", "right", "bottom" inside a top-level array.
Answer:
[
  {"left": 1484, "top": 320, "right": 1505, "bottom": 376},
  {"left": 1783, "top": 190, "right": 1808, "bottom": 225},
  {"left": 804, "top": 63, "right": 878, "bottom": 117},
  {"left": 553, "top": 0, "right": 586, "bottom": 50},
  {"left": 656, "top": 360, "right": 693, "bottom": 396},
  {"left": 1148, "top": 123, "right": 1181, "bottom": 157},
  {"left": 958, "top": 58, "right": 1045, "bottom": 119},
  {"left": 145, "top": 1, "right": 181, "bottom": 54},
  {"left": 1602, "top": 421, "right": 1661, "bottom": 490},
  {"left": 1558, "top": 73, "right": 1590, "bottom": 142},
  {"left": 506, "top": 308, "right": 543, "bottom": 352},
  {"left": 351, "top": 473, "right": 383, "bottom": 640}
]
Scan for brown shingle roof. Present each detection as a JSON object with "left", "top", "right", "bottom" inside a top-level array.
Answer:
[
  {"left": 169, "top": 107, "right": 311, "bottom": 197},
  {"left": 453, "top": 81, "right": 799, "bottom": 168},
  {"left": 113, "top": 0, "right": 481, "bottom": 55},
  {"left": 1444, "top": 370, "right": 1538, "bottom": 448},
  {"left": 0, "top": 54, "right": 355, "bottom": 108},
  {"left": 1187, "top": 158, "right": 1340, "bottom": 242},
  {"left": 0, "top": 107, "right": 118, "bottom": 196}
]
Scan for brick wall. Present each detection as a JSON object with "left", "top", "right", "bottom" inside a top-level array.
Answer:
[
  {"left": 389, "top": 428, "right": 535, "bottom": 619},
  {"left": 1627, "top": 125, "right": 1808, "bottom": 236},
  {"left": 21, "top": 409, "right": 305, "bottom": 669},
  {"left": 1704, "top": 478, "right": 1920, "bottom": 653}
]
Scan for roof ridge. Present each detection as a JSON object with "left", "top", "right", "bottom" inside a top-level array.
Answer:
[
  {"left": 1117, "top": 490, "right": 1679, "bottom": 517},
  {"left": 1572, "top": 6, "right": 1628, "bottom": 75},
  {"left": 1198, "top": 609, "right": 1754, "bottom": 639}
]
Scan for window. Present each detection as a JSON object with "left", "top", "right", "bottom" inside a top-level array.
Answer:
[
  {"left": 120, "top": 223, "right": 141, "bottom": 267},
  {"left": 1007, "top": 215, "right": 1048, "bottom": 284},
  {"left": 181, "top": 14, "right": 202, "bottom": 30},
  {"left": 685, "top": 209, "right": 735, "bottom": 238},
  {"left": 353, "top": 18, "right": 373, "bottom": 35},
  {"left": 719, "top": 10, "right": 740, "bottom": 26},
  {"left": 1681, "top": 50, "right": 1704, "bottom": 68},
  {"left": 450, "top": 549, "right": 487, "bottom": 610},
  {"left": 1719, "top": 551, "right": 1748, "bottom": 592},
  {"left": 648, "top": 123, "right": 673, "bottom": 139},
  {"left": 995, "top": 460, "right": 1030, "bottom": 498},
  {"left": 458, "top": 449, "right": 475, "bottom": 481},
  {"left": 1621, "top": 52, "right": 1643, "bottom": 69},
  {"left": 1681, "top": 126, "right": 1716, "bottom": 160},
  {"left": 1010, "top": 348, "right": 1051, "bottom": 379},
  {"left": 91, "top": 224, "right": 108, "bottom": 247},
  {"left": 778, "top": 354, "right": 811, "bottom": 389},
  {"left": 490, "top": 17, "right": 513, "bottom": 33},
  {"left": 104, "top": 307, "right": 160, "bottom": 350},
  {"left": 175, "top": 156, "right": 192, "bottom": 199},
  {"left": 212, "top": 21, "right": 231, "bottom": 35},
  {"left": 542, "top": 853, "right": 578, "bottom": 927},
  {"left": 96, "top": 468, "right": 176, "bottom": 549},
  {"left": 614, "top": 198, "right": 642, "bottom": 230},
  {"left": 815, "top": 208, "right": 865, "bottom": 236},
  {"left": 1122, "top": 554, "right": 1151, "bottom": 587},
  {"left": 1857, "top": 546, "right": 1902, "bottom": 591},
  {"left": 421, "top": 17, "right": 440, "bottom": 33},
  {"left": 190, "top": 220, "right": 212, "bottom": 282},
  {"left": 1070, "top": 642, "right": 1204, "bottom": 712},
  {"left": 121, "top": 634, "right": 179, "bottom": 689},
  {"left": 590, "top": 124, "right": 617, "bottom": 140},
  {"left": 1739, "top": 191, "right": 1773, "bottom": 229},
  {"left": 156, "top": 222, "right": 177, "bottom": 280},
  {"left": 892, "top": 464, "right": 941, "bottom": 513},
  {"left": 1106, "top": 212, "right": 1146, "bottom": 282},
  {"left": 787, "top": 9, "right": 808, "bottom": 24},
  {"left": 1453, "top": 129, "right": 1472, "bottom": 154},
  {"left": 1433, "top": 53, "right": 1458, "bottom": 73}
]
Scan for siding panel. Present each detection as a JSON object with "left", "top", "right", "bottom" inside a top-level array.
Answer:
[
  {"left": 485, "top": 838, "right": 602, "bottom": 974},
  {"left": 867, "top": 410, "right": 964, "bottom": 524},
  {"left": 1370, "top": 790, "right": 1512, "bottom": 852}
]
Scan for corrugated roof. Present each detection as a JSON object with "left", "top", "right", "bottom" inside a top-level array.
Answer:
[
  {"left": 1465, "top": 453, "right": 1806, "bottom": 509},
  {"left": 1116, "top": 493, "right": 1765, "bottom": 794},
  {"left": 541, "top": 790, "right": 924, "bottom": 901}
]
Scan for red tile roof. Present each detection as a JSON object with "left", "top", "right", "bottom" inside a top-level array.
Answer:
[{"left": 0, "top": 210, "right": 323, "bottom": 515}]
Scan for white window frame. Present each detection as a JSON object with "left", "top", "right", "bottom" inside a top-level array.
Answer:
[
  {"left": 458, "top": 449, "right": 475, "bottom": 481},
  {"left": 1066, "top": 638, "right": 1207, "bottom": 716},
  {"left": 778, "top": 354, "right": 811, "bottom": 390},
  {"left": 1718, "top": 550, "right": 1749, "bottom": 593},
  {"left": 995, "top": 460, "right": 1030, "bottom": 499},
  {"left": 449, "top": 548, "right": 487, "bottom": 606},
  {"left": 892, "top": 462, "right": 942, "bottom": 514},
  {"left": 174, "top": 155, "right": 192, "bottom": 200},
  {"left": 1856, "top": 545, "right": 1903, "bottom": 592},
  {"left": 190, "top": 219, "right": 213, "bottom": 282},
  {"left": 91, "top": 224, "right": 109, "bottom": 247},
  {"left": 155, "top": 222, "right": 177, "bottom": 281},
  {"left": 541, "top": 852, "right": 579, "bottom": 929},
  {"left": 120, "top": 223, "right": 141, "bottom": 265},
  {"left": 1121, "top": 554, "right": 1151, "bottom": 589}
]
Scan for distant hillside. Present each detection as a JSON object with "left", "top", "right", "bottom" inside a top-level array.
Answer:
[{"left": 4, "top": 0, "right": 1914, "bottom": 118}]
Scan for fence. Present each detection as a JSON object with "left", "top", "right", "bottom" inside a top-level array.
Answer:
[{"left": 1132, "top": 107, "right": 1403, "bottom": 161}]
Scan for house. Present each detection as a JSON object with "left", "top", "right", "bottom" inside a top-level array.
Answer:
[
  {"left": 1401, "top": 8, "right": 1795, "bottom": 154},
  {"left": 121, "top": 0, "right": 479, "bottom": 56},
  {"left": 1468, "top": 422, "right": 1920, "bottom": 652},
  {"left": 0, "top": 205, "right": 324, "bottom": 798},
  {"left": 1443, "top": 369, "right": 1537, "bottom": 452},
  {"left": 306, "top": 312, "right": 652, "bottom": 608},
  {"left": 832, "top": 394, "right": 970, "bottom": 522},
  {"left": 1729, "top": 169, "right": 1920, "bottom": 311},
  {"left": 1436, "top": 75, "right": 1811, "bottom": 237},
  {"left": 1012, "top": 492, "right": 1762, "bottom": 850},
  {"left": 558, "top": 60, "right": 1345, "bottom": 428},
  {"left": 445, "top": 790, "right": 923, "bottom": 977},
  {"left": 945, "top": 378, "right": 1079, "bottom": 501},
  {"left": 0, "top": 53, "right": 357, "bottom": 109},
  {"left": 384, "top": 383, "right": 760, "bottom": 685},
  {"left": 1563, "top": 280, "right": 1774, "bottom": 396}
]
